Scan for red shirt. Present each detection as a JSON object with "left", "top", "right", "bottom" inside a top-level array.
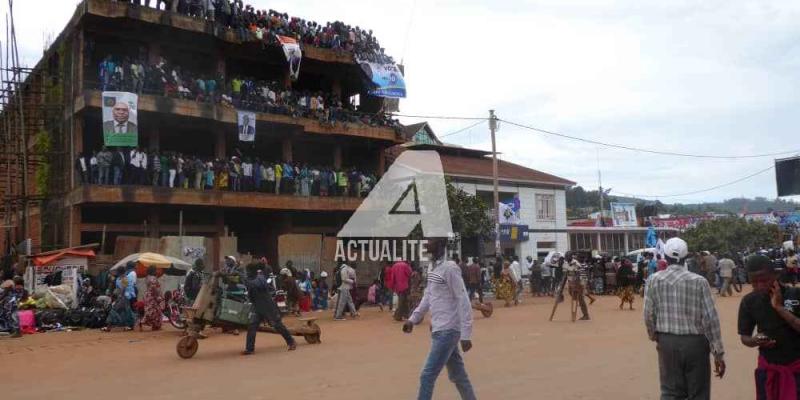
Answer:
[
  {"left": 657, "top": 259, "right": 668, "bottom": 272},
  {"left": 383, "top": 266, "right": 394, "bottom": 290},
  {"left": 390, "top": 261, "right": 412, "bottom": 293}
]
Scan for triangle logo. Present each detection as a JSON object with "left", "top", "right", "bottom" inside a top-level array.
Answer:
[{"left": 389, "top": 180, "right": 420, "bottom": 215}]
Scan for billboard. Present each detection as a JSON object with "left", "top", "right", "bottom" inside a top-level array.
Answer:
[
  {"left": 776, "top": 156, "right": 800, "bottom": 197},
  {"left": 102, "top": 91, "right": 138, "bottom": 147},
  {"left": 358, "top": 61, "right": 407, "bottom": 98},
  {"left": 610, "top": 202, "right": 638, "bottom": 227}
]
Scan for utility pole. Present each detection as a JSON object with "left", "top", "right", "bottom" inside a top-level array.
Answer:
[
  {"left": 489, "top": 110, "right": 500, "bottom": 258},
  {"left": 597, "top": 149, "right": 604, "bottom": 227}
]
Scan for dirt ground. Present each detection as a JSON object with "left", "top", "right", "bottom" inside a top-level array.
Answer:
[{"left": 1, "top": 290, "right": 757, "bottom": 400}]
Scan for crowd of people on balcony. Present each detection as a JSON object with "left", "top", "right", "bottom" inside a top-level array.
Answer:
[
  {"left": 97, "top": 54, "right": 401, "bottom": 130},
  {"left": 113, "top": 0, "right": 394, "bottom": 64},
  {"left": 74, "top": 147, "right": 378, "bottom": 197}
]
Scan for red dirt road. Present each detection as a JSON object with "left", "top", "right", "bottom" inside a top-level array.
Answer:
[{"left": 1, "top": 291, "right": 756, "bottom": 399}]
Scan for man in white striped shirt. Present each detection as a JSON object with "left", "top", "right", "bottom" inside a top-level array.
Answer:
[
  {"left": 404, "top": 239, "right": 476, "bottom": 400},
  {"left": 644, "top": 237, "right": 725, "bottom": 400}
]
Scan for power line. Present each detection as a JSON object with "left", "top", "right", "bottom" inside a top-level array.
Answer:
[
  {"left": 392, "top": 113, "right": 487, "bottom": 121},
  {"left": 439, "top": 120, "right": 484, "bottom": 139},
  {"left": 499, "top": 118, "right": 800, "bottom": 159},
  {"left": 611, "top": 165, "right": 775, "bottom": 199}
]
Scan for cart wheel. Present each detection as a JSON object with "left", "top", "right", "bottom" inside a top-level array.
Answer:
[
  {"left": 176, "top": 336, "right": 198, "bottom": 359},
  {"left": 303, "top": 322, "right": 321, "bottom": 344},
  {"left": 480, "top": 303, "right": 494, "bottom": 318}
]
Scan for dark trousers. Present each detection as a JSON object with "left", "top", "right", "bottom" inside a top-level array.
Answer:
[
  {"left": 467, "top": 285, "right": 483, "bottom": 303},
  {"left": 656, "top": 333, "right": 711, "bottom": 400},
  {"left": 541, "top": 276, "right": 553, "bottom": 294},
  {"left": 393, "top": 291, "right": 409, "bottom": 321},
  {"left": 245, "top": 308, "right": 295, "bottom": 352}
]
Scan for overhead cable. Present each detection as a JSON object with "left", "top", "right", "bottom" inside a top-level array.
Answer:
[
  {"left": 610, "top": 165, "right": 775, "bottom": 199},
  {"left": 499, "top": 118, "right": 800, "bottom": 159}
]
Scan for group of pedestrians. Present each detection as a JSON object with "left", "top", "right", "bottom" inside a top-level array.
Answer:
[{"left": 642, "top": 237, "right": 800, "bottom": 399}]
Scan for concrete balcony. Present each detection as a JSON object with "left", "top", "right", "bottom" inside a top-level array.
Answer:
[
  {"left": 65, "top": 184, "right": 364, "bottom": 212},
  {"left": 74, "top": 90, "right": 402, "bottom": 143}
]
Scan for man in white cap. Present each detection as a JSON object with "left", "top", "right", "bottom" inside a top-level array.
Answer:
[{"left": 644, "top": 237, "right": 726, "bottom": 399}]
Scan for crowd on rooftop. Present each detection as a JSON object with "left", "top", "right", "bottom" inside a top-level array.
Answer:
[
  {"left": 74, "top": 147, "right": 378, "bottom": 197},
  {"left": 113, "top": 0, "right": 394, "bottom": 64}
]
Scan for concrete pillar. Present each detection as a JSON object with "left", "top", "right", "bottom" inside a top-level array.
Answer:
[
  {"left": 282, "top": 138, "right": 293, "bottom": 163},
  {"left": 333, "top": 145, "right": 342, "bottom": 169},
  {"left": 376, "top": 146, "right": 385, "bottom": 176},
  {"left": 148, "top": 42, "right": 162, "bottom": 65},
  {"left": 332, "top": 78, "right": 342, "bottom": 99},
  {"left": 212, "top": 210, "right": 225, "bottom": 271},
  {"left": 215, "top": 128, "right": 226, "bottom": 159},
  {"left": 283, "top": 70, "right": 292, "bottom": 89},
  {"left": 149, "top": 126, "right": 160, "bottom": 151},
  {"left": 624, "top": 232, "right": 630, "bottom": 254},
  {"left": 75, "top": 29, "right": 85, "bottom": 96},
  {"left": 72, "top": 117, "right": 84, "bottom": 190},
  {"left": 68, "top": 206, "right": 81, "bottom": 247},
  {"left": 147, "top": 208, "right": 160, "bottom": 238},
  {"left": 216, "top": 50, "right": 226, "bottom": 78}
]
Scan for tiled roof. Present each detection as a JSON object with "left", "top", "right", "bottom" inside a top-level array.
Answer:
[{"left": 439, "top": 154, "right": 575, "bottom": 186}]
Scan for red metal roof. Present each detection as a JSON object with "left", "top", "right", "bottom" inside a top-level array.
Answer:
[
  {"left": 438, "top": 154, "right": 575, "bottom": 186},
  {"left": 32, "top": 249, "right": 96, "bottom": 266}
]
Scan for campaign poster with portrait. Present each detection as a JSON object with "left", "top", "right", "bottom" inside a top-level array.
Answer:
[
  {"left": 102, "top": 91, "right": 139, "bottom": 147},
  {"left": 611, "top": 202, "right": 638, "bottom": 227},
  {"left": 237, "top": 110, "right": 256, "bottom": 142}
]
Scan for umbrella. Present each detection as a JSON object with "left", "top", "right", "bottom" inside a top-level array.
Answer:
[{"left": 112, "top": 252, "right": 192, "bottom": 271}]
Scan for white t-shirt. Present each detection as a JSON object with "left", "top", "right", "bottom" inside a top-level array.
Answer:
[{"left": 510, "top": 261, "right": 523, "bottom": 282}]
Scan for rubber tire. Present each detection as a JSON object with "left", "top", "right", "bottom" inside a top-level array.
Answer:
[
  {"left": 168, "top": 305, "right": 187, "bottom": 330},
  {"left": 176, "top": 336, "right": 198, "bottom": 359},
  {"left": 303, "top": 323, "right": 322, "bottom": 344}
]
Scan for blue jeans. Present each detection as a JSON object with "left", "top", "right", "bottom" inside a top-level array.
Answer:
[
  {"left": 418, "top": 329, "right": 476, "bottom": 400},
  {"left": 113, "top": 167, "right": 122, "bottom": 185}
]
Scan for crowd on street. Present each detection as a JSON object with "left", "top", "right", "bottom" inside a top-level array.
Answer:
[
  {"left": 4, "top": 235, "right": 800, "bottom": 398},
  {"left": 74, "top": 147, "right": 378, "bottom": 197},
  {"left": 96, "top": 55, "right": 401, "bottom": 129}
]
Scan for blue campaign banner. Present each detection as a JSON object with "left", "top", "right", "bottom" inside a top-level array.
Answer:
[
  {"left": 360, "top": 62, "right": 406, "bottom": 98},
  {"left": 499, "top": 224, "right": 529, "bottom": 242}
]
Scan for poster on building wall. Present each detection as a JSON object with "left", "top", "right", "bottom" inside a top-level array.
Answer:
[
  {"left": 102, "top": 91, "right": 139, "bottom": 147},
  {"left": 610, "top": 202, "right": 638, "bottom": 227},
  {"left": 358, "top": 60, "right": 407, "bottom": 98},
  {"left": 276, "top": 35, "right": 302, "bottom": 81},
  {"left": 34, "top": 257, "right": 88, "bottom": 288},
  {"left": 237, "top": 110, "right": 256, "bottom": 142},
  {"left": 498, "top": 202, "right": 520, "bottom": 225},
  {"left": 182, "top": 246, "right": 206, "bottom": 263}
]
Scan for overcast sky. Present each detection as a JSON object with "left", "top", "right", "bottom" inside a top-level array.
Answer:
[{"left": 5, "top": 0, "right": 800, "bottom": 204}]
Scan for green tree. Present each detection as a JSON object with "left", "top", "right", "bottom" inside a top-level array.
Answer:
[
  {"left": 446, "top": 181, "right": 493, "bottom": 241},
  {"left": 683, "top": 217, "right": 780, "bottom": 255}
]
